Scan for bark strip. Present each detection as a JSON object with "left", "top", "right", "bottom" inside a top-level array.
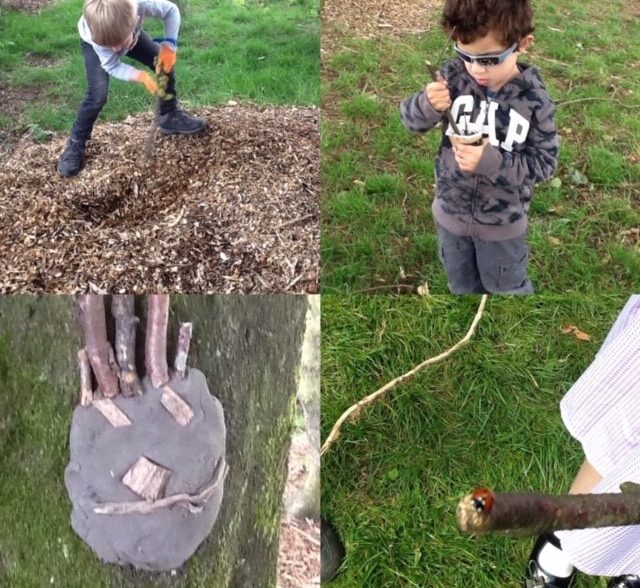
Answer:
[
  {"left": 122, "top": 456, "right": 171, "bottom": 501},
  {"left": 174, "top": 322, "right": 193, "bottom": 379},
  {"left": 93, "top": 457, "right": 228, "bottom": 515},
  {"left": 92, "top": 399, "right": 132, "bottom": 427},
  {"left": 457, "top": 485, "right": 640, "bottom": 537},
  {"left": 78, "top": 348, "right": 93, "bottom": 406},
  {"left": 146, "top": 294, "right": 170, "bottom": 388},
  {"left": 111, "top": 295, "right": 142, "bottom": 397},
  {"left": 77, "top": 295, "right": 119, "bottom": 398},
  {"left": 161, "top": 385, "right": 194, "bottom": 426}
]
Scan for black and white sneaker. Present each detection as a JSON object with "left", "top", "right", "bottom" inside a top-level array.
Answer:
[
  {"left": 523, "top": 533, "right": 577, "bottom": 588},
  {"left": 608, "top": 576, "right": 640, "bottom": 588}
]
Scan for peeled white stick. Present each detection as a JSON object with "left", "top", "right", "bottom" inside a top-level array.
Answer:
[
  {"left": 93, "top": 457, "right": 228, "bottom": 515},
  {"left": 78, "top": 348, "right": 93, "bottom": 406},
  {"left": 174, "top": 322, "right": 193, "bottom": 379}
]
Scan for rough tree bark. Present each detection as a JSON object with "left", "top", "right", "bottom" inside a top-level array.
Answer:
[{"left": 0, "top": 295, "right": 309, "bottom": 588}]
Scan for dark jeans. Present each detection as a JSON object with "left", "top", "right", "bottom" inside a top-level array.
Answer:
[
  {"left": 435, "top": 222, "right": 534, "bottom": 295},
  {"left": 70, "top": 31, "right": 177, "bottom": 146}
]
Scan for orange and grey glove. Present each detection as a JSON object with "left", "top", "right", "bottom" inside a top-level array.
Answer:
[
  {"left": 133, "top": 70, "right": 158, "bottom": 95},
  {"left": 156, "top": 42, "right": 177, "bottom": 75}
]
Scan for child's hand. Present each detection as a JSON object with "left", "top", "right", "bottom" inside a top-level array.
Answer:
[
  {"left": 425, "top": 80, "right": 451, "bottom": 112},
  {"left": 133, "top": 71, "right": 159, "bottom": 95},
  {"left": 453, "top": 139, "right": 489, "bottom": 173},
  {"left": 156, "top": 43, "right": 177, "bottom": 75}
]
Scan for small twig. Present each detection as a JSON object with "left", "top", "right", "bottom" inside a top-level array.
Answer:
[
  {"left": 111, "top": 295, "right": 142, "bottom": 397},
  {"left": 144, "top": 98, "right": 161, "bottom": 162},
  {"left": 354, "top": 284, "right": 417, "bottom": 295},
  {"left": 93, "top": 458, "right": 228, "bottom": 515},
  {"left": 77, "top": 295, "right": 119, "bottom": 398},
  {"left": 289, "top": 522, "right": 321, "bottom": 547},
  {"left": 174, "top": 322, "right": 193, "bottom": 379},
  {"left": 146, "top": 294, "right": 170, "bottom": 388},
  {"left": 457, "top": 483, "right": 640, "bottom": 536},
  {"left": 276, "top": 214, "right": 315, "bottom": 230},
  {"left": 321, "top": 295, "right": 488, "bottom": 456},
  {"left": 556, "top": 96, "right": 640, "bottom": 108},
  {"left": 77, "top": 348, "right": 93, "bottom": 406}
]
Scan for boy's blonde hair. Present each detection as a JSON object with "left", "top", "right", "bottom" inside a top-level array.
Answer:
[{"left": 84, "top": 0, "right": 138, "bottom": 47}]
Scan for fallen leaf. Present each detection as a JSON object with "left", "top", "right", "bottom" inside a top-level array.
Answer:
[
  {"left": 548, "top": 236, "right": 562, "bottom": 246},
  {"left": 561, "top": 325, "right": 592, "bottom": 341}
]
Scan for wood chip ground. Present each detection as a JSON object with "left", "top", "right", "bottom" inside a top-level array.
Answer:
[
  {"left": 323, "top": 0, "right": 443, "bottom": 51},
  {"left": 277, "top": 431, "right": 320, "bottom": 588},
  {"left": 0, "top": 105, "right": 319, "bottom": 293}
]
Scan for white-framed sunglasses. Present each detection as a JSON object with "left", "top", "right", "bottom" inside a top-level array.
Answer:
[{"left": 454, "top": 42, "right": 519, "bottom": 67}]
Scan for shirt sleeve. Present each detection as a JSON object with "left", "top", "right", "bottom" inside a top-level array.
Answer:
[
  {"left": 91, "top": 45, "right": 139, "bottom": 81},
  {"left": 138, "top": 0, "right": 180, "bottom": 44},
  {"left": 399, "top": 90, "right": 445, "bottom": 133},
  {"left": 474, "top": 92, "right": 559, "bottom": 184}
]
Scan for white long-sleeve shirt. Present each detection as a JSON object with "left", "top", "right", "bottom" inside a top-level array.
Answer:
[{"left": 78, "top": 0, "right": 180, "bottom": 81}]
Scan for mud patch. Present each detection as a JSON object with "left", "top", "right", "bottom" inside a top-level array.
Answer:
[{"left": 0, "top": 105, "right": 320, "bottom": 293}]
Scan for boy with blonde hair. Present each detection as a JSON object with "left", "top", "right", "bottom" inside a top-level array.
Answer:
[
  {"left": 400, "top": 0, "right": 558, "bottom": 294},
  {"left": 58, "top": 0, "right": 206, "bottom": 177}
]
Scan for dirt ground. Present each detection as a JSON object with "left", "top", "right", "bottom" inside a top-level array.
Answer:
[
  {"left": 0, "top": 105, "right": 319, "bottom": 293},
  {"left": 277, "top": 430, "right": 320, "bottom": 588}
]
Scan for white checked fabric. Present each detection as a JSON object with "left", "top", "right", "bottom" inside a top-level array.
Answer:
[{"left": 556, "top": 295, "right": 640, "bottom": 576}]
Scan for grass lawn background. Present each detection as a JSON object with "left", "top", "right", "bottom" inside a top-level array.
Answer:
[
  {"left": 321, "top": 294, "right": 629, "bottom": 587},
  {"left": 321, "top": 0, "right": 640, "bottom": 294},
  {"left": 0, "top": 0, "right": 319, "bottom": 141}
]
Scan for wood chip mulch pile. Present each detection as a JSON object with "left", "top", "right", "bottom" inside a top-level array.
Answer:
[
  {"left": 0, "top": 105, "right": 319, "bottom": 293},
  {"left": 322, "top": 0, "right": 443, "bottom": 47}
]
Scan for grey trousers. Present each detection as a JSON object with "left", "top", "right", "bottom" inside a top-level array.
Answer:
[{"left": 435, "top": 222, "right": 534, "bottom": 295}]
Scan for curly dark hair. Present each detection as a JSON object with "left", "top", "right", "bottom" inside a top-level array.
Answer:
[{"left": 441, "top": 0, "right": 534, "bottom": 47}]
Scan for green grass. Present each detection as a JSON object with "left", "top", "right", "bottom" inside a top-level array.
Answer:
[
  {"left": 0, "top": 0, "right": 319, "bottom": 137},
  {"left": 321, "top": 0, "right": 640, "bottom": 293},
  {"left": 321, "top": 294, "right": 629, "bottom": 587}
]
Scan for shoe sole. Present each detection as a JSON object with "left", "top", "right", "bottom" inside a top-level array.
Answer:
[{"left": 158, "top": 125, "right": 207, "bottom": 136}]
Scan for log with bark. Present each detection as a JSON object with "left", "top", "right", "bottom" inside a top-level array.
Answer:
[{"left": 457, "top": 484, "right": 640, "bottom": 537}]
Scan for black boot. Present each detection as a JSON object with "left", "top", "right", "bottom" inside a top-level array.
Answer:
[
  {"left": 321, "top": 517, "right": 345, "bottom": 583},
  {"left": 158, "top": 109, "right": 207, "bottom": 135},
  {"left": 608, "top": 576, "right": 640, "bottom": 588},
  {"left": 523, "top": 533, "right": 577, "bottom": 588},
  {"left": 57, "top": 138, "right": 86, "bottom": 177}
]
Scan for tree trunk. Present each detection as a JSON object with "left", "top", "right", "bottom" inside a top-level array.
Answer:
[{"left": 0, "top": 295, "right": 309, "bottom": 588}]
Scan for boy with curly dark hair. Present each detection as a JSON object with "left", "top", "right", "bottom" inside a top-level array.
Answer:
[{"left": 400, "top": 0, "right": 558, "bottom": 294}]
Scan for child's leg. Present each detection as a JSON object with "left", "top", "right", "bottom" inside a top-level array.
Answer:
[
  {"left": 475, "top": 233, "right": 534, "bottom": 294},
  {"left": 127, "top": 32, "right": 177, "bottom": 115},
  {"left": 435, "top": 223, "right": 486, "bottom": 294},
  {"left": 58, "top": 42, "right": 110, "bottom": 176},
  {"left": 569, "top": 460, "right": 603, "bottom": 495},
  {"left": 69, "top": 41, "right": 111, "bottom": 146}
]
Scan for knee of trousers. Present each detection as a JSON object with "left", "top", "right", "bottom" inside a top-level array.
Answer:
[{"left": 84, "top": 86, "right": 109, "bottom": 111}]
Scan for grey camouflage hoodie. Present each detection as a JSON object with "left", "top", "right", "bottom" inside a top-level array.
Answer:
[{"left": 400, "top": 58, "right": 559, "bottom": 240}]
